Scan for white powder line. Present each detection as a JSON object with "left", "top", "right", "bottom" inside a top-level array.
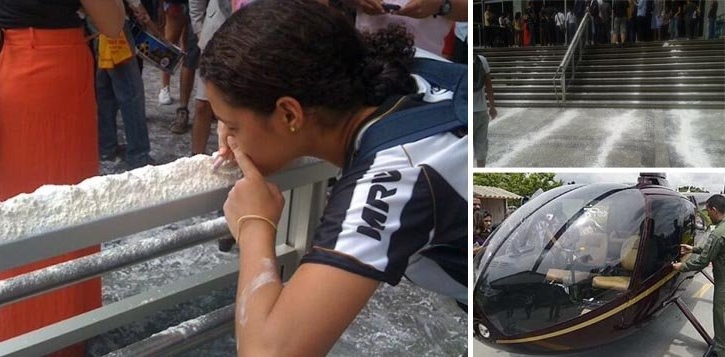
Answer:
[
  {"left": 0, "top": 155, "right": 241, "bottom": 241},
  {"left": 594, "top": 110, "right": 637, "bottom": 167},
  {"left": 0, "top": 156, "right": 321, "bottom": 242},
  {"left": 671, "top": 110, "right": 712, "bottom": 168},
  {"left": 489, "top": 107, "right": 526, "bottom": 128},
  {"left": 489, "top": 109, "right": 579, "bottom": 167},
  {"left": 237, "top": 258, "right": 279, "bottom": 327}
]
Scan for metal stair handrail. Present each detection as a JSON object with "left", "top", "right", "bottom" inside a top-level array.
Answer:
[{"left": 553, "top": 13, "right": 592, "bottom": 103}]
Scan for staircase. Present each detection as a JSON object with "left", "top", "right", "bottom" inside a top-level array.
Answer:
[{"left": 478, "top": 39, "right": 725, "bottom": 109}]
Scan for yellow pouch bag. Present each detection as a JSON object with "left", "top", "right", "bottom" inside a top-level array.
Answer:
[{"left": 98, "top": 31, "right": 134, "bottom": 69}]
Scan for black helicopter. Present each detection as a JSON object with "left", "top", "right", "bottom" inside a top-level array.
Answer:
[{"left": 473, "top": 173, "right": 715, "bottom": 355}]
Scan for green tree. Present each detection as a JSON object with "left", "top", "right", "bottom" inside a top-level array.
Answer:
[{"left": 473, "top": 173, "right": 564, "bottom": 200}]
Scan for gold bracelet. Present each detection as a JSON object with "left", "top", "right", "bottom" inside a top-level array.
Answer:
[{"left": 236, "top": 215, "right": 278, "bottom": 238}]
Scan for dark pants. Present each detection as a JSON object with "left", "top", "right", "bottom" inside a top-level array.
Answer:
[
  {"left": 590, "top": 17, "right": 604, "bottom": 43},
  {"left": 567, "top": 23, "right": 577, "bottom": 44},
  {"left": 627, "top": 18, "right": 637, "bottom": 42},
  {"left": 557, "top": 26, "right": 565, "bottom": 45},
  {"left": 685, "top": 18, "right": 693, "bottom": 39},
  {"left": 528, "top": 21, "right": 537, "bottom": 45},
  {"left": 636, "top": 16, "right": 648, "bottom": 42},
  {"left": 96, "top": 59, "right": 152, "bottom": 168},
  {"left": 709, "top": 17, "right": 717, "bottom": 39},
  {"left": 603, "top": 19, "right": 611, "bottom": 43},
  {"left": 691, "top": 19, "right": 700, "bottom": 39},
  {"left": 549, "top": 22, "right": 557, "bottom": 45}
]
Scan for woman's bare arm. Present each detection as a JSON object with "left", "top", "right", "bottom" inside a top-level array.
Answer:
[
  {"left": 235, "top": 238, "right": 379, "bottom": 356},
  {"left": 224, "top": 138, "right": 380, "bottom": 356},
  {"left": 80, "top": 0, "right": 125, "bottom": 36}
]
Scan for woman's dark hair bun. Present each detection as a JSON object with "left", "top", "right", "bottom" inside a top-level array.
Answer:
[{"left": 360, "top": 24, "right": 417, "bottom": 106}]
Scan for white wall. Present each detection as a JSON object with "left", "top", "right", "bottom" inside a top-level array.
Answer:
[{"left": 481, "top": 198, "right": 508, "bottom": 224}]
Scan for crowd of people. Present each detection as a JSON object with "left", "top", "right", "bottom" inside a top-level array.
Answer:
[
  {"left": 481, "top": 3, "right": 572, "bottom": 47},
  {"left": 479, "top": 0, "right": 720, "bottom": 48}
]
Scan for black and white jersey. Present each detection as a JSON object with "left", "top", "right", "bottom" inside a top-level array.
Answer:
[{"left": 300, "top": 70, "right": 468, "bottom": 304}]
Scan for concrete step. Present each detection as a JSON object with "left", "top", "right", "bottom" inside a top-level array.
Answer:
[
  {"left": 569, "top": 76, "right": 725, "bottom": 85},
  {"left": 494, "top": 99, "right": 725, "bottom": 109},
  {"left": 480, "top": 39, "right": 725, "bottom": 110},
  {"left": 580, "top": 56, "right": 725, "bottom": 66},
  {"left": 585, "top": 43, "right": 725, "bottom": 54},
  {"left": 491, "top": 85, "right": 557, "bottom": 93},
  {"left": 476, "top": 46, "right": 568, "bottom": 57},
  {"left": 488, "top": 65, "right": 560, "bottom": 72},
  {"left": 477, "top": 39, "right": 723, "bottom": 53},
  {"left": 576, "top": 62, "right": 724, "bottom": 71},
  {"left": 477, "top": 40, "right": 724, "bottom": 55},
  {"left": 490, "top": 70, "right": 725, "bottom": 80},
  {"left": 583, "top": 49, "right": 725, "bottom": 60},
  {"left": 492, "top": 63, "right": 724, "bottom": 75},
  {"left": 492, "top": 76, "right": 725, "bottom": 86},
  {"left": 574, "top": 68, "right": 725, "bottom": 78},
  {"left": 490, "top": 72, "right": 559, "bottom": 79},
  {"left": 488, "top": 55, "right": 724, "bottom": 70},
  {"left": 486, "top": 58, "right": 563, "bottom": 65},
  {"left": 480, "top": 53, "right": 566, "bottom": 60},
  {"left": 495, "top": 91, "right": 725, "bottom": 101},
  {"left": 585, "top": 39, "right": 725, "bottom": 50},
  {"left": 568, "top": 84, "right": 725, "bottom": 92},
  {"left": 492, "top": 84, "right": 725, "bottom": 93}
]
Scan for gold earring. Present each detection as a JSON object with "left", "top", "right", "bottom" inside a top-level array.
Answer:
[{"left": 290, "top": 126, "right": 296, "bottom": 133}]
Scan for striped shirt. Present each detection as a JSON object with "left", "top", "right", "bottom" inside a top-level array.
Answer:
[{"left": 301, "top": 72, "right": 467, "bottom": 305}]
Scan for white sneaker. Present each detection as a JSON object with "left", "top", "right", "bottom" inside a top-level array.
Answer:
[{"left": 158, "top": 86, "right": 172, "bottom": 105}]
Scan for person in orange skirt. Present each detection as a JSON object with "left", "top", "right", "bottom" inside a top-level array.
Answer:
[{"left": 0, "top": 1, "right": 125, "bottom": 356}]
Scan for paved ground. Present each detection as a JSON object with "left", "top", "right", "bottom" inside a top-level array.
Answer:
[
  {"left": 90, "top": 66, "right": 466, "bottom": 356},
  {"left": 473, "top": 267, "right": 715, "bottom": 357},
  {"left": 485, "top": 107, "right": 725, "bottom": 168}
]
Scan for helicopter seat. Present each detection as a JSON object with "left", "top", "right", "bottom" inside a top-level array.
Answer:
[
  {"left": 606, "top": 231, "right": 629, "bottom": 263},
  {"left": 545, "top": 233, "right": 608, "bottom": 284},
  {"left": 592, "top": 235, "right": 640, "bottom": 291},
  {"left": 545, "top": 269, "right": 590, "bottom": 284}
]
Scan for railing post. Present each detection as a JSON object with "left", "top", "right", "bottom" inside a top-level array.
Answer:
[{"left": 282, "top": 181, "right": 328, "bottom": 279}]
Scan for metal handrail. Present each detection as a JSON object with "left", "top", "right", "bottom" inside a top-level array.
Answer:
[
  {"left": 0, "top": 161, "right": 335, "bottom": 356},
  {"left": 0, "top": 218, "right": 230, "bottom": 308},
  {"left": 103, "top": 304, "right": 236, "bottom": 357},
  {"left": 553, "top": 13, "right": 592, "bottom": 103}
]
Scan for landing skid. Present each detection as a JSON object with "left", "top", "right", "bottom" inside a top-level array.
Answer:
[
  {"left": 671, "top": 297, "right": 714, "bottom": 357},
  {"left": 702, "top": 270, "right": 715, "bottom": 285},
  {"left": 699, "top": 270, "right": 717, "bottom": 357},
  {"left": 704, "top": 344, "right": 716, "bottom": 357}
]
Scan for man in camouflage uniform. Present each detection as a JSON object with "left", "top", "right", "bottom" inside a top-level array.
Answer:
[{"left": 674, "top": 194, "right": 725, "bottom": 356}]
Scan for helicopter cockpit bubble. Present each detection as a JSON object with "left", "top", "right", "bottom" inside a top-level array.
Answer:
[{"left": 474, "top": 183, "right": 648, "bottom": 338}]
